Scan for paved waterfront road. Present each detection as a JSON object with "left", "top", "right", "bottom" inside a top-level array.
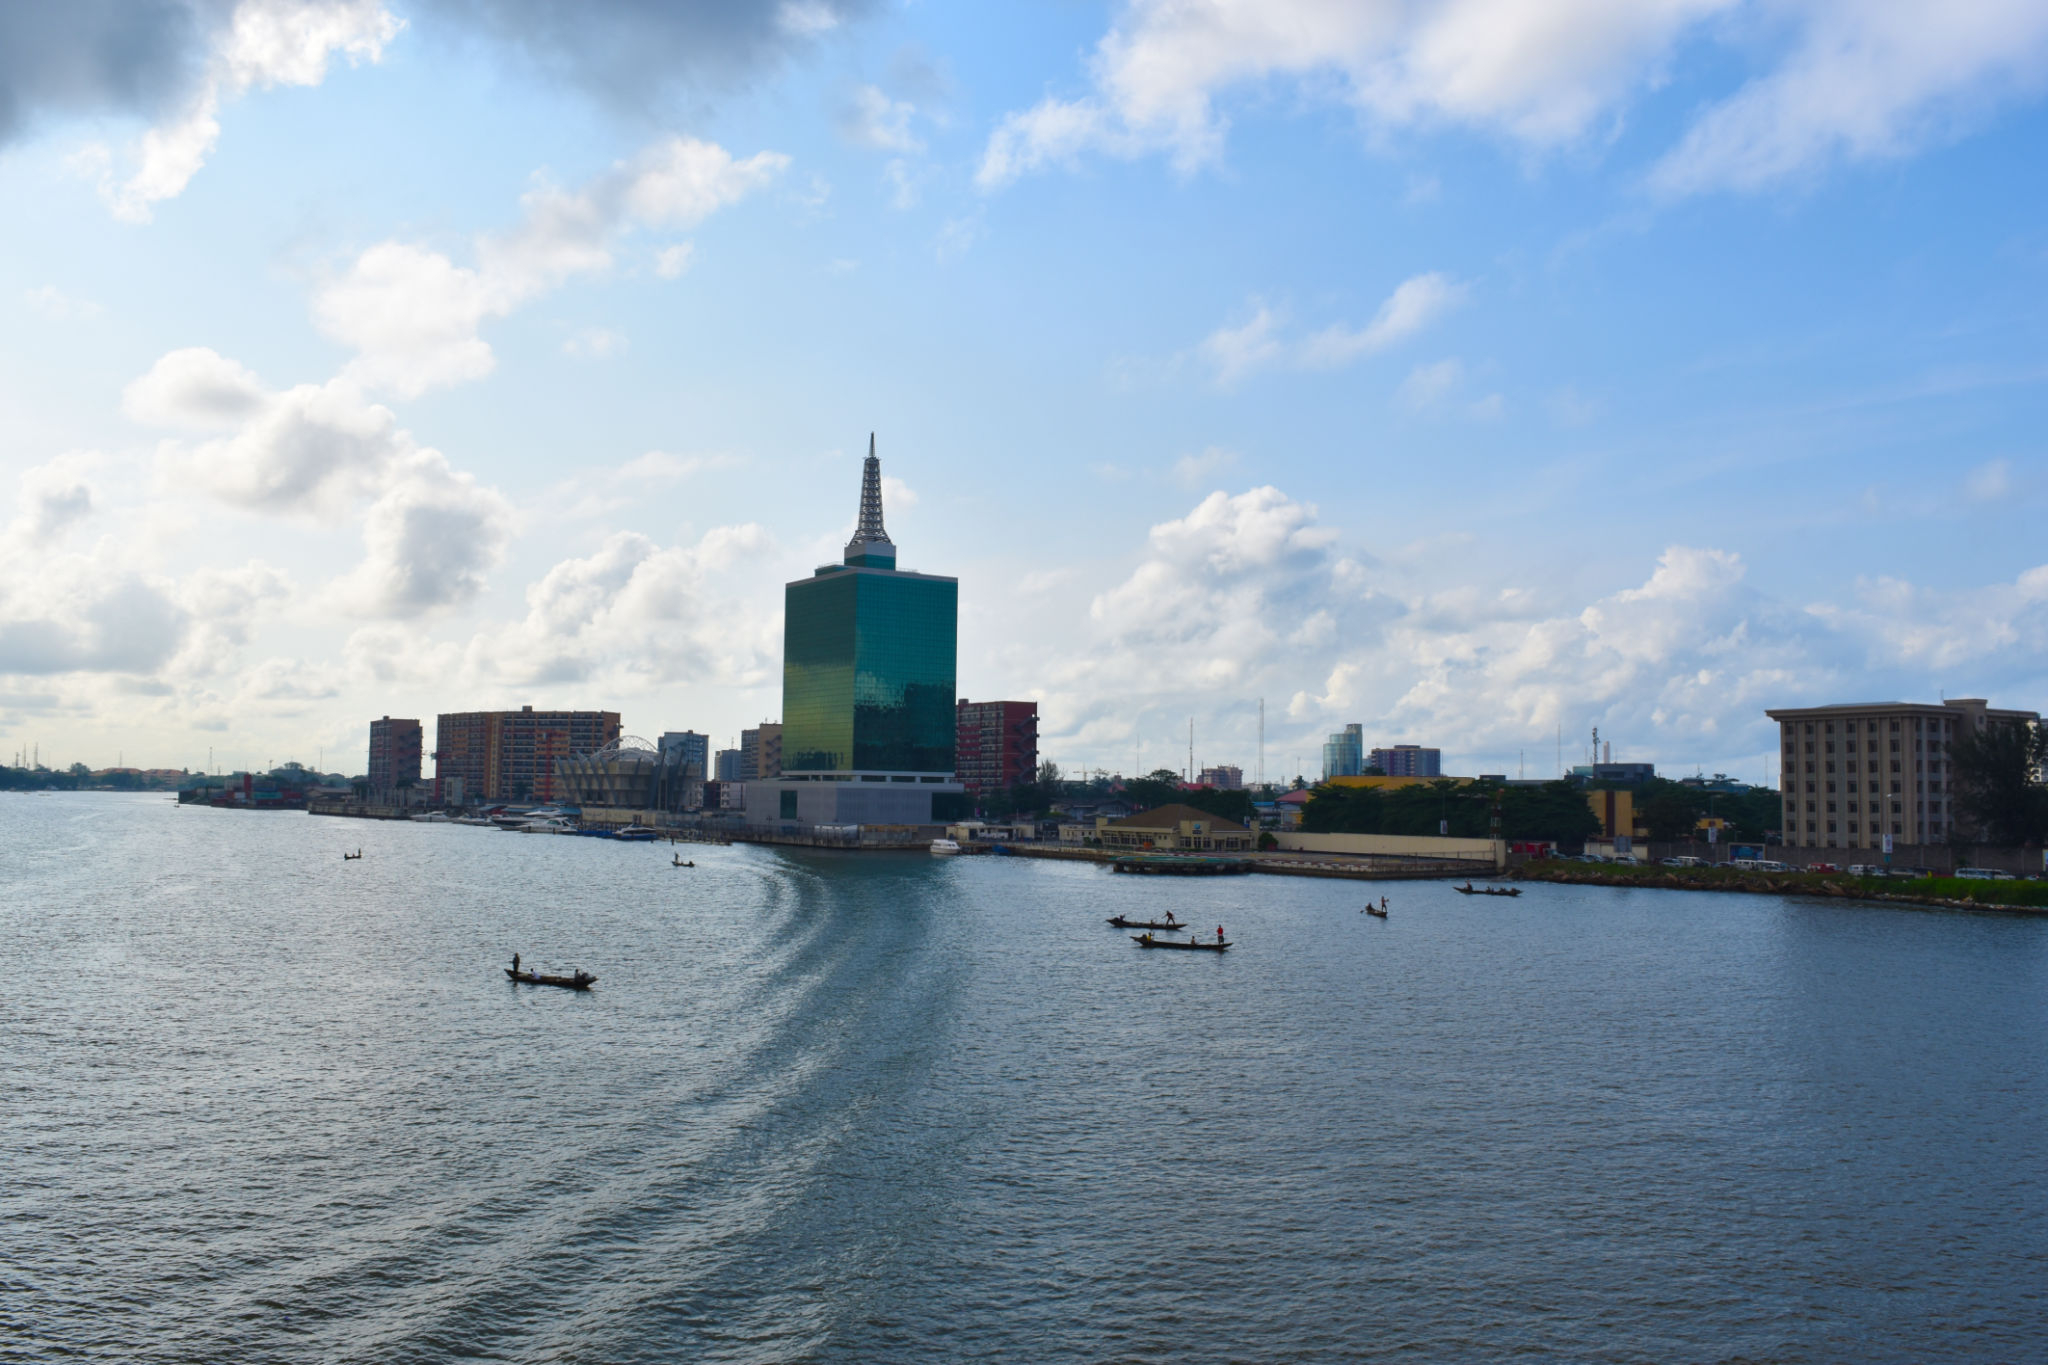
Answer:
[{"left": 4, "top": 793, "right": 2046, "bottom": 1362}]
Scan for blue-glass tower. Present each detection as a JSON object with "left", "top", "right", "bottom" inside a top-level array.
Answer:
[{"left": 769, "top": 437, "right": 959, "bottom": 824}]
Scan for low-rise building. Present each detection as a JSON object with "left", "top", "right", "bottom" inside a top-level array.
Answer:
[
  {"left": 1096, "top": 803, "right": 1256, "bottom": 852},
  {"left": 1197, "top": 764, "right": 1243, "bottom": 789},
  {"left": 1766, "top": 697, "right": 2041, "bottom": 851}
]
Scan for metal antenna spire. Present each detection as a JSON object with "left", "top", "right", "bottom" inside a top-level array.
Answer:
[{"left": 844, "top": 432, "right": 896, "bottom": 565}]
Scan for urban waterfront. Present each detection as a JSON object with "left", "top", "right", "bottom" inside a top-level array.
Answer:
[{"left": 5, "top": 794, "right": 2046, "bottom": 1363}]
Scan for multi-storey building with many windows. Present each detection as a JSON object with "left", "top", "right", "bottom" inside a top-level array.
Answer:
[
  {"left": 755, "top": 437, "right": 965, "bottom": 826},
  {"left": 956, "top": 700, "right": 1038, "bottom": 796},
  {"left": 366, "top": 716, "right": 421, "bottom": 797},
  {"left": 1369, "top": 744, "right": 1441, "bottom": 778},
  {"left": 1765, "top": 698, "right": 2039, "bottom": 850},
  {"left": 433, "top": 706, "right": 621, "bottom": 804}
]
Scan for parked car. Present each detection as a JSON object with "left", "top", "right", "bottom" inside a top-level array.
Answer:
[
  {"left": 1809, "top": 862, "right": 1839, "bottom": 873},
  {"left": 1847, "top": 864, "right": 1886, "bottom": 877},
  {"left": 1661, "top": 855, "right": 1703, "bottom": 867},
  {"left": 1955, "top": 866, "right": 2016, "bottom": 880}
]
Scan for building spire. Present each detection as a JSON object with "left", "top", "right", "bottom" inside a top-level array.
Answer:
[{"left": 844, "top": 432, "right": 896, "bottom": 566}]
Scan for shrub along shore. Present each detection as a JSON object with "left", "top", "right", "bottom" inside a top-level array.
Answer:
[{"left": 1514, "top": 859, "right": 2048, "bottom": 913}]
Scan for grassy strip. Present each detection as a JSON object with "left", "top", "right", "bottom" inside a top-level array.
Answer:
[{"left": 1517, "top": 859, "right": 2048, "bottom": 909}]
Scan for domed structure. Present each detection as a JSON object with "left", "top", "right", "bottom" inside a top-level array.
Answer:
[{"left": 557, "top": 735, "right": 662, "bottom": 809}]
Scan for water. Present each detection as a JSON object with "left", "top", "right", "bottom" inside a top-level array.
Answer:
[{"left": 4, "top": 793, "right": 2045, "bottom": 1362}]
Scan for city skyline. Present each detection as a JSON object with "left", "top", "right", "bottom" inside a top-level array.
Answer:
[{"left": 3, "top": 2, "right": 2047, "bottom": 782}]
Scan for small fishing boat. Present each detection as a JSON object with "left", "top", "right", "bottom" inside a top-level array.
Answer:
[
  {"left": 929, "top": 838, "right": 962, "bottom": 856},
  {"left": 341, "top": 849, "right": 362, "bottom": 860},
  {"left": 672, "top": 855, "right": 695, "bottom": 867},
  {"left": 1106, "top": 915, "right": 1188, "bottom": 930},
  {"left": 1365, "top": 905, "right": 1388, "bottom": 918},
  {"left": 506, "top": 967, "right": 596, "bottom": 990},
  {"left": 1453, "top": 883, "right": 1522, "bottom": 897},
  {"left": 1132, "top": 933, "right": 1229, "bottom": 951}
]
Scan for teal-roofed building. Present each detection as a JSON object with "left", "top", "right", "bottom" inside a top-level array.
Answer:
[{"left": 751, "top": 437, "right": 964, "bottom": 827}]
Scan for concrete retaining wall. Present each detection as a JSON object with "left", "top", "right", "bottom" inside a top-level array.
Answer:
[{"left": 1274, "top": 831, "right": 1504, "bottom": 868}]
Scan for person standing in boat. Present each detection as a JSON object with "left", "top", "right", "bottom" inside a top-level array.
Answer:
[
  {"left": 512, "top": 952, "right": 520, "bottom": 977},
  {"left": 1216, "top": 925, "right": 1225, "bottom": 944}
]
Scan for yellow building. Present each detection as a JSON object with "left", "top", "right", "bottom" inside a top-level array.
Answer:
[
  {"left": 1096, "top": 803, "right": 1257, "bottom": 852},
  {"left": 1322, "top": 775, "right": 1474, "bottom": 792},
  {"left": 1586, "top": 788, "right": 1647, "bottom": 841}
]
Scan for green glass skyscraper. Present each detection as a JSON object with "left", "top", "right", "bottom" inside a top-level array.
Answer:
[{"left": 764, "top": 436, "right": 961, "bottom": 826}]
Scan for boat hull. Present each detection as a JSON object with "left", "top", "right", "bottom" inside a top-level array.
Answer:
[
  {"left": 1132, "top": 936, "right": 1229, "bottom": 951},
  {"left": 506, "top": 969, "right": 596, "bottom": 990}
]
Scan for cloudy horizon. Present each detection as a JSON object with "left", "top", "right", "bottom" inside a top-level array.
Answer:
[{"left": 4, "top": 0, "right": 2046, "bottom": 782}]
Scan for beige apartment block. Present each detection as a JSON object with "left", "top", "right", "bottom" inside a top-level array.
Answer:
[{"left": 1765, "top": 699, "right": 2040, "bottom": 850}]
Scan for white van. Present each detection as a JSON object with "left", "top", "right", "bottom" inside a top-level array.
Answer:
[{"left": 1956, "top": 866, "right": 2016, "bottom": 880}]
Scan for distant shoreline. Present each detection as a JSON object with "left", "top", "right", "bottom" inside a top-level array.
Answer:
[{"left": 1515, "top": 861, "right": 2048, "bottom": 915}]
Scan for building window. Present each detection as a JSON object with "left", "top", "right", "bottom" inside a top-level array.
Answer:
[
  {"left": 1826, "top": 802, "right": 1837, "bottom": 813},
  {"left": 1826, "top": 782, "right": 1836, "bottom": 794},
  {"left": 1892, "top": 823, "right": 1902, "bottom": 835},
  {"left": 1848, "top": 823, "right": 1859, "bottom": 834},
  {"left": 1805, "top": 801, "right": 1815, "bottom": 812},
  {"left": 1827, "top": 822, "right": 1837, "bottom": 833}
]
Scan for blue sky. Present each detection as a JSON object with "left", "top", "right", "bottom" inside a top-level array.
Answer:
[{"left": 2, "top": 0, "right": 2046, "bottom": 784}]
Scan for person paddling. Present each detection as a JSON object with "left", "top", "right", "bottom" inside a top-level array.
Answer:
[{"left": 1216, "top": 925, "right": 1225, "bottom": 944}]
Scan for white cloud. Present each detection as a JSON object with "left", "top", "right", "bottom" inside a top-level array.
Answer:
[
  {"left": 123, "top": 347, "right": 271, "bottom": 430},
  {"left": 152, "top": 374, "right": 408, "bottom": 516},
  {"left": 1964, "top": 458, "right": 2012, "bottom": 501},
  {"left": 330, "top": 451, "right": 514, "bottom": 619},
  {"left": 316, "top": 135, "right": 787, "bottom": 397},
  {"left": 777, "top": 1, "right": 843, "bottom": 38},
  {"left": 562, "top": 326, "right": 627, "bottom": 359},
  {"left": 1199, "top": 273, "right": 1462, "bottom": 387},
  {"left": 655, "top": 243, "right": 696, "bottom": 278},
  {"left": 1397, "top": 357, "right": 1465, "bottom": 409},
  {"left": 980, "top": 0, "right": 2048, "bottom": 197},
  {"left": 841, "top": 84, "right": 923, "bottom": 152},
  {"left": 87, "top": 0, "right": 403, "bottom": 223},
  {"left": 1652, "top": 3, "right": 2048, "bottom": 195},
  {"left": 6, "top": 455, "right": 99, "bottom": 546},
  {"left": 24, "top": 285, "right": 103, "bottom": 322},
  {"left": 1299, "top": 273, "right": 1466, "bottom": 367},
  {"left": 462, "top": 524, "right": 781, "bottom": 690},
  {"left": 1173, "top": 446, "right": 1239, "bottom": 488}
]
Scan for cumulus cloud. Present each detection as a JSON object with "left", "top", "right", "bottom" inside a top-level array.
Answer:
[
  {"left": 999, "top": 484, "right": 2048, "bottom": 779},
  {"left": 979, "top": 0, "right": 2048, "bottom": 196},
  {"left": 0, "top": 458, "right": 290, "bottom": 684},
  {"left": 152, "top": 373, "right": 408, "bottom": 515},
  {"left": 122, "top": 346, "right": 269, "bottom": 429},
  {"left": 462, "top": 524, "right": 780, "bottom": 690},
  {"left": 79, "top": 0, "right": 402, "bottom": 223},
  {"left": 6, "top": 455, "right": 99, "bottom": 545},
  {"left": 405, "top": 0, "right": 874, "bottom": 105},
  {"left": 840, "top": 83, "right": 922, "bottom": 151},
  {"left": 1199, "top": 273, "right": 1462, "bottom": 387},
  {"left": 330, "top": 451, "right": 515, "bottom": 618},
  {"left": 315, "top": 134, "right": 787, "bottom": 396}
]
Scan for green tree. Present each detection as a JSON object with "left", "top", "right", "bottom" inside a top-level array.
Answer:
[
  {"left": 1639, "top": 785, "right": 1706, "bottom": 842},
  {"left": 1950, "top": 720, "right": 2048, "bottom": 846}
]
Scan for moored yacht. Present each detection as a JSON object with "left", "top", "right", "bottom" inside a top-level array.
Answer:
[{"left": 929, "top": 838, "right": 961, "bottom": 856}]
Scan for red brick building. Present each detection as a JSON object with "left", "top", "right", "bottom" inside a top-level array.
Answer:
[
  {"left": 955, "top": 699, "right": 1038, "bottom": 796},
  {"left": 434, "top": 706, "right": 621, "bottom": 803}
]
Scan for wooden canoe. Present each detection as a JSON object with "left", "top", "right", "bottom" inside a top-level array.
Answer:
[
  {"left": 1132, "top": 934, "right": 1229, "bottom": 951},
  {"left": 1106, "top": 916, "right": 1190, "bottom": 930},
  {"left": 1452, "top": 885, "right": 1521, "bottom": 897},
  {"left": 506, "top": 968, "right": 596, "bottom": 990}
]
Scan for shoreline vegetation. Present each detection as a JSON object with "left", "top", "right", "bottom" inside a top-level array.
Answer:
[{"left": 1516, "top": 858, "right": 2048, "bottom": 913}]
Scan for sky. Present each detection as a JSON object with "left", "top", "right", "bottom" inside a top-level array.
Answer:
[{"left": 2, "top": 0, "right": 2046, "bottom": 785}]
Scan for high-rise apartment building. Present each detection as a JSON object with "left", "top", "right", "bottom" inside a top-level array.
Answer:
[
  {"left": 1765, "top": 698, "right": 2039, "bottom": 850},
  {"left": 740, "top": 723, "right": 783, "bottom": 781},
  {"left": 715, "top": 749, "right": 742, "bottom": 782},
  {"left": 433, "top": 706, "right": 621, "bottom": 804},
  {"left": 956, "top": 700, "right": 1038, "bottom": 796},
  {"left": 366, "top": 716, "right": 421, "bottom": 796},
  {"left": 1322, "top": 724, "right": 1363, "bottom": 781},
  {"left": 759, "top": 437, "right": 964, "bottom": 825},
  {"left": 1370, "top": 745, "right": 1442, "bottom": 778},
  {"left": 1197, "top": 764, "right": 1244, "bottom": 790}
]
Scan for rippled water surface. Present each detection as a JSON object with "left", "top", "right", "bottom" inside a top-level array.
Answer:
[{"left": 5, "top": 793, "right": 2047, "bottom": 1362}]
